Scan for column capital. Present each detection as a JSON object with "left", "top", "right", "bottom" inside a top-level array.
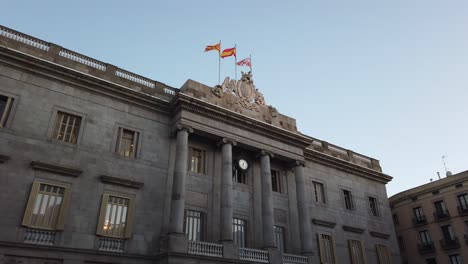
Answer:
[
  {"left": 258, "top": 150, "right": 274, "bottom": 158},
  {"left": 292, "top": 160, "right": 306, "bottom": 167},
  {"left": 217, "top": 137, "right": 237, "bottom": 147},
  {"left": 175, "top": 123, "right": 194, "bottom": 133}
]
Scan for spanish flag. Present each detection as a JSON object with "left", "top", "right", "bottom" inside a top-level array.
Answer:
[
  {"left": 221, "top": 47, "right": 236, "bottom": 58},
  {"left": 205, "top": 43, "right": 221, "bottom": 53}
]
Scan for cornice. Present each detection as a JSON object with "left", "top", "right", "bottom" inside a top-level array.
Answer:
[
  {"left": 304, "top": 148, "right": 392, "bottom": 184},
  {"left": 31, "top": 161, "right": 82, "bottom": 177},
  {"left": 312, "top": 218, "right": 336, "bottom": 228},
  {"left": 342, "top": 225, "right": 365, "bottom": 234},
  {"left": 171, "top": 93, "right": 312, "bottom": 150},
  {"left": 0, "top": 46, "right": 173, "bottom": 114},
  {"left": 100, "top": 175, "right": 144, "bottom": 189},
  {"left": 369, "top": 231, "right": 390, "bottom": 239}
]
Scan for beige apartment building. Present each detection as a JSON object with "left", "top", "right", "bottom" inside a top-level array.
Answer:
[{"left": 389, "top": 171, "right": 468, "bottom": 264}]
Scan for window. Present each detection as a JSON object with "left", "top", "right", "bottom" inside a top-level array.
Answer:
[
  {"left": 318, "top": 234, "right": 336, "bottom": 264},
  {"left": 233, "top": 218, "right": 247, "bottom": 247},
  {"left": 271, "top": 170, "right": 283, "bottom": 193},
  {"left": 441, "top": 225, "right": 455, "bottom": 241},
  {"left": 426, "top": 258, "right": 437, "bottom": 264},
  {"left": 343, "top": 189, "right": 354, "bottom": 210},
  {"left": 53, "top": 111, "right": 82, "bottom": 144},
  {"left": 97, "top": 194, "right": 134, "bottom": 238},
  {"left": 274, "top": 226, "right": 286, "bottom": 252},
  {"left": 184, "top": 209, "right": 204, "bottom": 241},
  {"left": 0, "top": 94, "right": 14, "bottom": 127},
  {"left": 233, "top": 166, "right": 247, "bottom": 184},
  {"left": 22, "top": 181, "right": 71, "bottom": 230},
  {"left": 434, "top": 200, "right": 448, "bottom": 216},
  {"left": 397, "top": 236, "right": 404, "bottom": 251},
  {"left": 369, "top": 196, "right": 379, "bottom": 216},
  {"left": 313, "top": 181, "right": 326, "bottom": 203},
  {"left": 449, "top": 254, "right": 462, "bottom": 264},
  {"left": 189, "top": 147, "right": 205, "bottom": 174},
  {"left": 419, "top": 230, "right": 432, "bottom": 246},
  {"left": 376, "top": 244, "right": 391, "bottom": 264},
  {"left": 115, "top": 128, "right": 139, "bottom": 158},
  {"left": 458, "top": 193, "right": 468, "bottom": 210},
  {"left": 348, "top": 240, "right": 366, "bottom": 264},
  {"left": 393, "top": 214, "right": 399, "bottom": 225},
  {"left": 413, "top": 206, "right": 425, "bottom": 222}
]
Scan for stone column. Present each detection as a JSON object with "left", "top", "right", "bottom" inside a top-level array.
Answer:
[
  {"left": 294, "top": 161, "right": 313, "bottom": 255},
  {"left": 220, "top": 138, "right": 236, "bottom": 243},
  {"left": 169, "top": 125, "right": 192, "bottom": 234},
  {"left": 260, "top": 150, "right": 276, "bottom": 249}
]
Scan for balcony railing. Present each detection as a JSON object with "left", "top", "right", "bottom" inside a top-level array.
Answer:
[
  {"left": 23, "top": 228, "right": 56, "bottom": 246},
  {"left": 433, "top": 210, "right": 450, "bottom": 222},
  {"left": 440, "top": 237, "right": 460, "bottom": 251},
  {"left": 188, "top": 241, "right": 223, "bottom": 257},
  {"left": 457, "top": 206, "right": 468, "bottom": 216},
  {"left": 412, "top": 216, "right": 427, "bottom": 227},
  {"left": 417, "top": 242, "right": 435, "bottom": 255},
  {"left": 239, "top": 248, "right": 269, "bottom": 263},
  {"left": 283, "top": 253, "right": 308, "bottom": 264}
]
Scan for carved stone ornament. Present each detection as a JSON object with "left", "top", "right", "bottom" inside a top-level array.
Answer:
[{"left": 212, "top": 71, "right": 267, "bottom": 111}]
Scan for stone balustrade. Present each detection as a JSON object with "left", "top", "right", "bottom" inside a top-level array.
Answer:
[
  {"left": 188, "top": 241, "right": 223, "bottom": 257},
  {"left": 282, "top": 253, "right": 308, "bottom": 264},
  {"left": 239, "top": 248, "right": 269, "bottom": 263},
  {"left": 98, "top": 237, "right": 125, "bottom": 252},
  {"left": 23, "top": 228, "right": 56, "bottom": 246}
]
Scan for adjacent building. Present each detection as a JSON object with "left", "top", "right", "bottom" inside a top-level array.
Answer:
[
  {"left": 389, "top": 171, "right": 468, "bottom": 264},
  {"left": 0, "top": 25, "right": 400, "bottom": 264}
]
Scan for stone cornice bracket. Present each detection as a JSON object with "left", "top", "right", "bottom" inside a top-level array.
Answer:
[
  {"left": 31, "top": 161, "right": 82, "bottom": 177},
  {"left": 257, "top": 150, "right": 274, "bottom": 158},
  {"left": 217, "top": 137, "right": 237, "bottom": 147},
  {"left": 0, "top": 154, "right": 10, "bottom": 164},
  {"left": 176, "top": 124, "right": 194, "bottom": 134}
]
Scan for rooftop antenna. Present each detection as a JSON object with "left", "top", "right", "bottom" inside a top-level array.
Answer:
[
  {"left": 442, "top": 155, "right": 453, "bottom": 177},
  {"left": 437, "top": 172, "right": 441, "bottom": 180}
]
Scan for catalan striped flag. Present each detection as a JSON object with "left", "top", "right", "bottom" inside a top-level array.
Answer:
[
  {"left": 221, "top": 47, "right": 236, "bottom": 58},
  {"left": 204, "top": 43, "right": 221, "bottom": 53},
  {"left": 236, "top": 57, "right": 251, "bottom": 67}
]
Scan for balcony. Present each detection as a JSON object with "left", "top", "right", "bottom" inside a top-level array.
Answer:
[
  {"left": 440, "top": 237, "right": 460, "bottom": 251},
  {"left": 457, "top": 206, "right": 468, "bottom": 216},
  {"left": 412, "top": 216, "right": 427, "bottom": 227},
  {"left": 417, "top": 242, "right": 435, "bottom": 255},
  {"left": 433, "top": 210, "right": 450, "bottom": 222}
]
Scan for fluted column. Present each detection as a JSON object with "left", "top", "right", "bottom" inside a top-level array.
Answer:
[
  {"left": 168, "top": 125, "right": 193, "bottom": 234},
  {"left": 220, "top": 138, "right": 236, "bottom": 242},
  {"left": 294, "top": 161, "right": 313, "bottom": 254},
  {"left": 260, "top": 150, "right": 276, "bottom": 248}
]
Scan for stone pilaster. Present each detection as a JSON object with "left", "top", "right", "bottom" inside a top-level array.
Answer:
[
  {"left": 294, "top": 161, "right": 314, "bottom": 255},
  {"left": 259, "top": 150, "right": 276, "bottom": 249},
  {"left": 219, "top": 138, "right": 237, "bottom": 243}
]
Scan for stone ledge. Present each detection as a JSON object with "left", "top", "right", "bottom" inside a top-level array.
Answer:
[
  {"left": 0, "top": 154, "right": 10, "bottom": 163},
  {"left": 31, "top": 161, "right": 82, "bottom": 177},
  {"left": 312, "top": 219, "right": 336, "bottom": 228},
  {"left": 100, "top": 175, "right": 144, "bottom": 189},
  {"left": 369, "top": 231, "right": 390, "bottom": 239},
  {"left": 342, "top": 225, "right": 365, "bottom": 234}
]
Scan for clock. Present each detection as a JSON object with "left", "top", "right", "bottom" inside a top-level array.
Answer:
[{"left": 238, "top": 159, "right": 249, "bottom": 171}]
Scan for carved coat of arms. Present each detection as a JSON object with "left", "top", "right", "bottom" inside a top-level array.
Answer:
[{"left": 212, "top": 71, "right": 266, "bottom": 111}]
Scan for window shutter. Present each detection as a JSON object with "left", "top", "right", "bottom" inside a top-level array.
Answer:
[
  {"left": 124, "top": 196, "right": 136, "bottom": 238},
  {"left": 115, "top": 128, "right": 122, "bottom": 153},
  {"left": 361, "top": 240, "right": 367, "bottom": 264},
  {"left": 22, "top": 181, "right": 41, "bottom": 227},
  {"left": 56, "top": 185, "right": 72, "bottom": 230},
  {"left": 96, "top": 194, "right": 110, "bottom": 235},
  {"left": 318, "top": 234, "right": 326, "bottom": 264}
]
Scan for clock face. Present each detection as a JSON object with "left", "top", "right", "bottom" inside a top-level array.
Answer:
[{"left": 238, "top": 159, "right": 249, "bottom": 170}]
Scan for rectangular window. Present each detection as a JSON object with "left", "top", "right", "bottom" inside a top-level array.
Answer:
[
  {"left": 233, "top": 166, "right": 247, "bottom": 184},
  {"left": 441, "top": 225, "right": 455, "bottom": 241},
  {"left": 369, "top": 196, "right": 379, "bottom": 216},
  {"left": 53, "top": 111, "right": 82, "bottom": 144},
  {"left": 184, "top": 209, "right": 204, "bottom": 241},
  {"left": 449, "top": 254, "right": 462, "bottom": 264},
  {"left": 97, "top": 194, "right": 135, "bottom": 238},
  {"left": 22, "top": 181, "right": 71, "bottom": 231},
  {"left": 419, "top": 230, "right": 432, "bottom": 245},
  {"left": 0, "top": 95, "right": 14, "bottom": 127},
  {"left": 434, "top": 200, "right": 448, "bottom": 216},
  {"left": 190, "top": 147, "right": 205, "bottom": 174},
  {"left": 313, "top": 181, "right": 326, "bottom": 203},
  {"left": 274, "top": 226, "right": 286, "bottom": 253},
  {"left": 343, "top": 189, "right": 354, "bottom": 210},
  {"left": 233, "top": 218, "right": 247, "bottom": 247},
  {"left": 116, "top": 128, "right": 139, "bottom": 158},
  {"left": 348, "top": 240, "right": 366, "bottom": 264},
  {"left": 413, "top": 206, "right": 425, "bottom": 221},
  {"left": 376, "top": 244, "right": 391, "bottom": 264},
  {"left": 318, "top": 234, "right": 336, "bottom": 264},
  {"left": 458, "top": 193, "right": 468, "bottom": 210},
  {"left": 271, "top": 170, "right": 282, "bottom": 193}
]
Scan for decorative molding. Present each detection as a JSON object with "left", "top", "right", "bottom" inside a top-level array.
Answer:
[
  {"left": 31, "top": 161, "right": 82, "bottom": 177},
  {"left": 342, "top": 225, "right": 365, "bottom": 234},
  {"left": 100, "top": 175, "right": 144, "bottom": 189},
  {"left": 312, "top": 219, "right": 336, "bottom": 228},
  {"left": 0, "top": 154, "right": 10, "bottom": 164},
  {"left": 369, "top": 231, "right": 390, "bottom": 239},
  {"left": 176, "top": 123, "right": 194, "bottom": 134}
]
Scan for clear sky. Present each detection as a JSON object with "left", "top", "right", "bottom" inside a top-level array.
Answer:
[{"left": 3, "top": 0, "right": 467, "bottom": 196}]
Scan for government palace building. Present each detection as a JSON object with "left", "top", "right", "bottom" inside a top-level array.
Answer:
[{"left": 0, "top": 25, "right": 400, "bottom": 264}]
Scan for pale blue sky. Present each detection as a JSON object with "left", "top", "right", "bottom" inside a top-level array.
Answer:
[{"left": 3, "top": 0, "right": 467, "bottom": 196}]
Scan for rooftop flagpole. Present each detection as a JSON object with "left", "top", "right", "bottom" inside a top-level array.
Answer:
[
  {"left": 234, "top": 44, "right": 237, "bottom": 80},
  {"left": 249, "top": 54, "right": 252, "bottom": 73},
  {"left": 218, "top": 40, "right": 221, "bottom": 85}
]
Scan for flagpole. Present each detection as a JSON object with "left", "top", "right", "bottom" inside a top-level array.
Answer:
[
  {"left": 249, "top": 54, "right": 252, "bottom": 73},
  {"left": 218, "top": 40, "right": 221, "bottom": 85},
  {"left": 235, "top": 44, "right": 237, "bottom": 80}
]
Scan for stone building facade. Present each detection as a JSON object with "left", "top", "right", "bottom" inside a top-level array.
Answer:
[
  {"left": 389, "top": 171, "right": 468, "bottom": 264},
  {"left": 0, "top": 25, "right": 399, "bottom": 264}
]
